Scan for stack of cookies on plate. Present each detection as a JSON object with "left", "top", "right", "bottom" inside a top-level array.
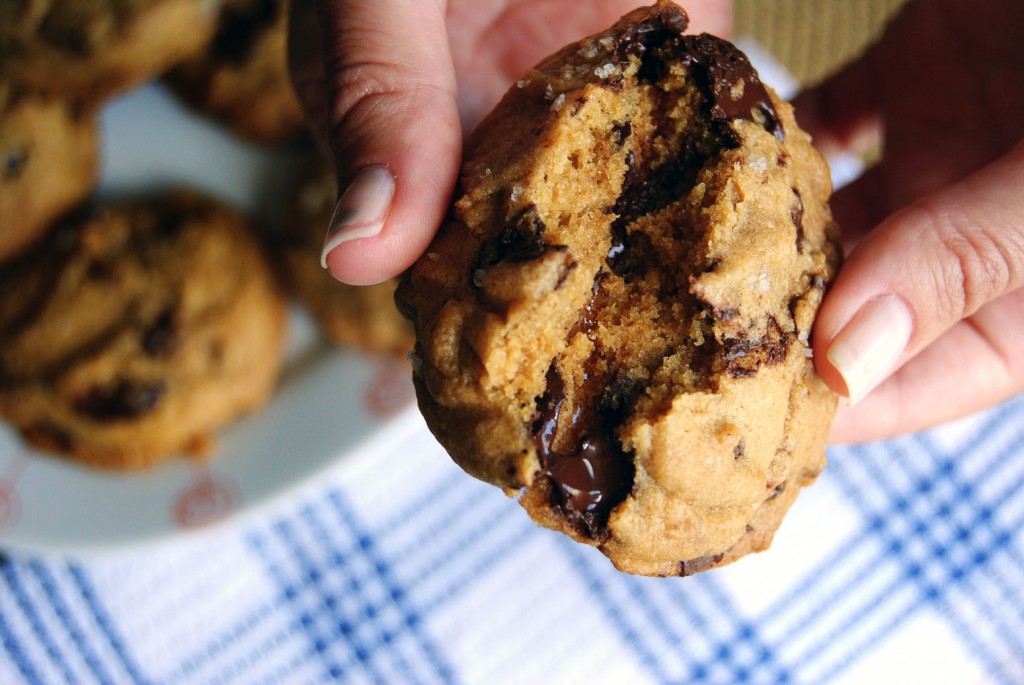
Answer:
[{"left": 0, "top": 0, "right": 411, "bottom": 469}]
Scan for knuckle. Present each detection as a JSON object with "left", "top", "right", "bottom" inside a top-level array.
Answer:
[
  {"left": 323, "top": 59, "right": 449, "bottom": 151},
  {"left": 917, "top": 202, "right": 1019, "bottom": 318},
  {"left": 327, "top": 61, "right": 407, "bottom": 130}
]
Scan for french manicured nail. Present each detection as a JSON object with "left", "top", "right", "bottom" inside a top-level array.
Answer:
[
  {"left": 826, "top": 295, "right": 913, "bottom": 405},
  {"left": 320, "top": 166, "right": 395, "bottom": 268}
]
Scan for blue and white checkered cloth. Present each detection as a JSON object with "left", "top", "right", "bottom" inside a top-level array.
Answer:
[{"left": 1, "top": 391, "right": 1023, "bottom": 684}]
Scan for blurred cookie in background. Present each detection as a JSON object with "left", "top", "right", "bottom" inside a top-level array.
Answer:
[
  {"left": 165, "top": 0, "right": 305, "bottom": 143},
  {"left": 0, "top": 191, "right": 288, "bottom": 469},
  {"left": 0, "top": 81, "right": 98, "bottom": 263},
  {"left": 0, "top": 0, "right": 223, "bottom": 103}
]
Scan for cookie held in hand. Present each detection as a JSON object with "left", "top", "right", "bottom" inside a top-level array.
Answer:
[{"left": 397, "top": 1, "right": 841, "bottom": 576}]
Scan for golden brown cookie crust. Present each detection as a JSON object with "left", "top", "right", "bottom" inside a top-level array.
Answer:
[
  {"left": 0, "top": 192, "right": 287, "bottom": 469},
  {"left": 398, "top": 1, "right": 841, "bottom": 576}
]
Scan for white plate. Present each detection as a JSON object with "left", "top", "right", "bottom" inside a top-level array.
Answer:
[{"left": 0, "top": 83, "right": 417, "bottom": 556}]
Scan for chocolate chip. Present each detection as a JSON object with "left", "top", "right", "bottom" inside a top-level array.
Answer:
[
  {"left": 608, "top": 228, "right": 655, "bottom": 280},
  {"left": 474, "top": 205, "right": 561, "bottom": 289},
  {"left": 74, "top": 380, "right": 166, "bottom": 422},
  {"left": 611, "top": 139, "right": 702, "bottom": 231},
  {"left": 733, "top": 440, "right": 745, "bottom": 459},
  {"left": 611, "top": 120, "right": 632, "bottom": 147},
  {"left": 142, "top": 309, "right": 178, "bottom": 357},
  {"left": 495, "top": 205, "right": 547, "bottom": 262},
  {"left": 722, "top": 318, "right": 791, "bottom": 378},
  {"left": 212, "top": 0, "right": 279, "bottom": 66},
  {"left": 85, "top": 259, "right": 116, "bottom": 282},
  {"left": 596, "top": 373, "right": 643, "bottom": 426},
  {"left": 25, "top": 421, "right": 73, "bottom": 452},
  {"left": 3, "top": 147, "right": 28, "bottom": 178}
]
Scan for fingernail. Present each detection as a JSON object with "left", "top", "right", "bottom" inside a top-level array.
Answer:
[
  {"left": 320, "top": 166, "right": 395, "bottom": 268},
  {"left": 826, "top": 295, "right": 913, "bottom": 405}
]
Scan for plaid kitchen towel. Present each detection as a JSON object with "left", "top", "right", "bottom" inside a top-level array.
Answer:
[{"left": 1, "top": 392, "right": 1023, "bottom": 684}]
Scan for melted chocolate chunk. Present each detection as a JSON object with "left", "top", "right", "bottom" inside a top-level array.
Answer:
[
  {"left": 74, "top": 380, "right": 166, "bottom": 422},
  {"left": 608, "top": 228, "right": 655, "bottom": 280},
  {"left": 680, "top": 34, "right": 784, "bottom": 142},
  {"left": 531, "top": 365, "right": 635, "bottom": 539},
  {"left": 613, "top": 2, "right": 689, "bottom": 67},
  {"left": 212, "top": 0, "right": 278, "bottom": 66},
  {"left": 612, "top": 139, "right": 702, "bottom": 229}
]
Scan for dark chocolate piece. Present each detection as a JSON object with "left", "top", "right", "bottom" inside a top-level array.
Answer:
[
  {"left": 680, "top": 34, "right": 784, "bottom": 142},
  {"left": 722, "top": 318, "right": 791, "bottom": 378},
  {"left": 74, "top": 380, "right": 166, "bottom": 421},
  {"left": 212, "top": 0, "right": 279, "bottom": 66},
  {"left": 531, "top": 365, "right": 635, "bottom": 539},
  {"left": 3, "top": 146, "right": 27, "bottom": 178},
  {"left": 142, "top": 309, "right": 179, "bottom": 358}
]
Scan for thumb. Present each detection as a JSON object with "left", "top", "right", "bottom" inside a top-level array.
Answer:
[
  {"left": 312, "top": 0, "right": 460, "bottom": 286},
  {"left": 813, "top": 141, "right": 1024, "bottom": 405}
]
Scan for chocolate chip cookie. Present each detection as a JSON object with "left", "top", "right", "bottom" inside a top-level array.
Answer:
[
  {"left": 0, "top": 192, "right": 288, "bottom": 469},
  {"left": 0, "top": 0, "right": 221, "bottom": 102},
  {"left": 0, "top": 81, "right": 98, "bottom": 263},
  {"left": 279, "top": 155, "right": 414, "bottom": 356},
  {"left": 165, "top": 0, "right": 304, "bottom": 142},
  {"left": 397, "top": 1, "right": 841, "bottom": 576}
]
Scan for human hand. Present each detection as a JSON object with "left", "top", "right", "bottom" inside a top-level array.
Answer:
[
  {"left": 794, "top": 0, "right": 1024, "bottom": 442},
  {"left": 288, "top": 0, "right": 732, "bottom": 286}
]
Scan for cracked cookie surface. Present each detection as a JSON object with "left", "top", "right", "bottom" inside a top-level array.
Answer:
[
  {"left": 0, "top": 192, "right": 287, "bottom": 469},
  {"left": 397, "top": 1, "right": 841, "bottom": 576}
]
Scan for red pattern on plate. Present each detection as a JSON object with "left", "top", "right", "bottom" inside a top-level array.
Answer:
[
  {"left": 364, "top": 358, "right": 415, "bottom": 419},
  {"left": 173, "top": 465, "right": 241, "bottom": 529}
]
